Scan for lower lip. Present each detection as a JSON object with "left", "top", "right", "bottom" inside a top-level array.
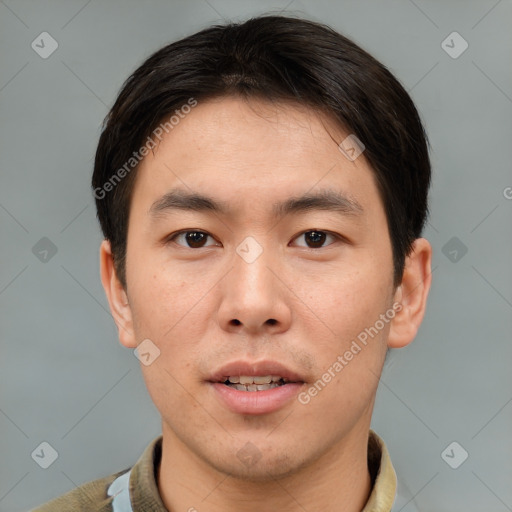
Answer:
[{"left": 210, "top": 382, "right": 304, "bottom": 415}]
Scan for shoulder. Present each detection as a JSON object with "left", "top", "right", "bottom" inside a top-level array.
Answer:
[{"left": 29, "top": 468, "right": 130, "bottom": 512}]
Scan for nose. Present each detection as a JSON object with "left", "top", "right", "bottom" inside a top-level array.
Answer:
[{"left": 216, "top": 238, "right": 292, "bottom": 335}]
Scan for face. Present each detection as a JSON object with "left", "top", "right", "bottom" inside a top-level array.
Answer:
[{"left": 105, "top": 97, "right": 402, "bottom": 480}]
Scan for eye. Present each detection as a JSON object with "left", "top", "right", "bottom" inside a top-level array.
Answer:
[
  {"left": 292, "top": 230, "right": 339, "bottom": 249},
  {"left": 167, "top": 230, "right": 218, "bottom": 249},
  {"left": 166, "top": 229, "right": 341, "bottom": 250}
]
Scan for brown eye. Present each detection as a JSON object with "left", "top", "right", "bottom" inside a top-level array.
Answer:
[
  {"left": 168, "top": 230, "right": 216, "bottom": 249},
  {"left": 167, "top": 229, "right": 340, "bottom": 250},
  {"left": 293, "top": 230, "right": 337, "bottom": 249}
]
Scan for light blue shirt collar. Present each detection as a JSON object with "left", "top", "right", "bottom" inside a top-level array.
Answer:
[{"left": 107, "top": 469, "right": 133, "bottom": 512}]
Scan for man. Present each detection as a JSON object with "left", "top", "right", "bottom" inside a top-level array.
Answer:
[{"left": 33, "top": 14, "right": 432, "bottom": 512}]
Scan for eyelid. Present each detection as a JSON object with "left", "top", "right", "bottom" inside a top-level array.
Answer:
[
  {"left": 166, "top": 229, "right": 346, "bottom": 249},
  {"left": 291, "top": 230, "right": 340, "bottom": 248},
  {"left": 166, "top": 230, "right": 218, "bottom": 247}
]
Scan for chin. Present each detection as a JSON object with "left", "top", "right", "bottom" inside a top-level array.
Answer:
[{"left": 206, "top": 446, "right": 311, "bottom": 483}]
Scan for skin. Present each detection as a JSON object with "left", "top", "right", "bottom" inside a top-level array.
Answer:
[{"left": 100, "top": 97, "right": 432, "bottom": 512}]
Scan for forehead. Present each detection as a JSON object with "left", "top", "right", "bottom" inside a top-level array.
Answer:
[
  {"left": 152, "top": 97, "right": 349, "bottom": 165},
  {"left": 130, "top": 96, "right": 383, "bottom": 221}
]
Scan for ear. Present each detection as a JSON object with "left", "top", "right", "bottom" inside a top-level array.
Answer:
[
  {"left": 387, "top": 237, "right": 432, "bottom": 349},
  {"left": 99, "top": 239, "right": 137, "bottom": 349}
]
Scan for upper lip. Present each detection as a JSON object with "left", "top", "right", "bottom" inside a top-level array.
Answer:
[{"left": 209, "top": 360, "right": 305, "bottom": 383}]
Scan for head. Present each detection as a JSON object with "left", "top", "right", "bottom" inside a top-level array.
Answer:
[{"left": 94, "top": 15, "right": 432, "bottom": 480}]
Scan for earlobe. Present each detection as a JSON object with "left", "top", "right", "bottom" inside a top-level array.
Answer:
[
  {"left": 99, "top": 240, "right": 138, "bottom": 348},
  {"left": 387, "top": 238, "right": 432, "bottom": 349}
]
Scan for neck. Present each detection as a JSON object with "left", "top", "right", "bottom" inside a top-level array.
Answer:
[{"left": 157, "top": 423, "right": 373, "bottom": 512}]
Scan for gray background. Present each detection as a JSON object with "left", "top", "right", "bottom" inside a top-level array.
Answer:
[{"left": 1, "top": 0, "right": 511, "bottom": 511}]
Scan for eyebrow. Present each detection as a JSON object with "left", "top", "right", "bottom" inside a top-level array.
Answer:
[{"left": 148, "top": 187, "right": 364, "bottom": 221}]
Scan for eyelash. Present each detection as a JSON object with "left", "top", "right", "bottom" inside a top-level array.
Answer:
[{"left": 165, "top": 229, "right": 343, "bottom": 250}]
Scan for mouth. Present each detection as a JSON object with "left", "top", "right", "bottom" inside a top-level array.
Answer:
[
  {"left": 208, "top": 361, "right": 306, "bottom": 415},
  {"left": 222, "top": 375, "right": 293, "bottom": 391}
]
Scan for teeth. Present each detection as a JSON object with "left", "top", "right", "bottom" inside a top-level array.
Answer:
[
  {"left": 232, "top": 382, "right": 282, "bottom": 391},
  {"left": 229, "top": 375, "right": 279, "bottom": 385},
  {"left": 253, "top": 376, "right": 272, "bottom": 384},
  {"left": 256, "top": 383, "right": 276, "bottom": 391},
  {"left": 224, "top": 375, "right": 293, "bottom": 391}
]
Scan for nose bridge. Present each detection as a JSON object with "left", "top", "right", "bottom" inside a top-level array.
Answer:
[
  {"left": 232, "top": 234, "right": 276, "bottom": 296},
  {"left": 217, "top": 232, "right": 288, "bottom": 333}
]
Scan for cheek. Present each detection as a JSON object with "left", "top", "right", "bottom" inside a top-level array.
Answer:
[
  {"left": 129, "top": 256, "right": 195, "bottom": 336},
  {"left": 298, "top": 270, "right": 391, "bottom": 419},
  {"left": 305, "top": 261, "right": 391, "bottom": 346}
]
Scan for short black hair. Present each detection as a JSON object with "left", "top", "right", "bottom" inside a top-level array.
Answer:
[{"left": 92, "top": 14, "right": 431, "bottom": 290}]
